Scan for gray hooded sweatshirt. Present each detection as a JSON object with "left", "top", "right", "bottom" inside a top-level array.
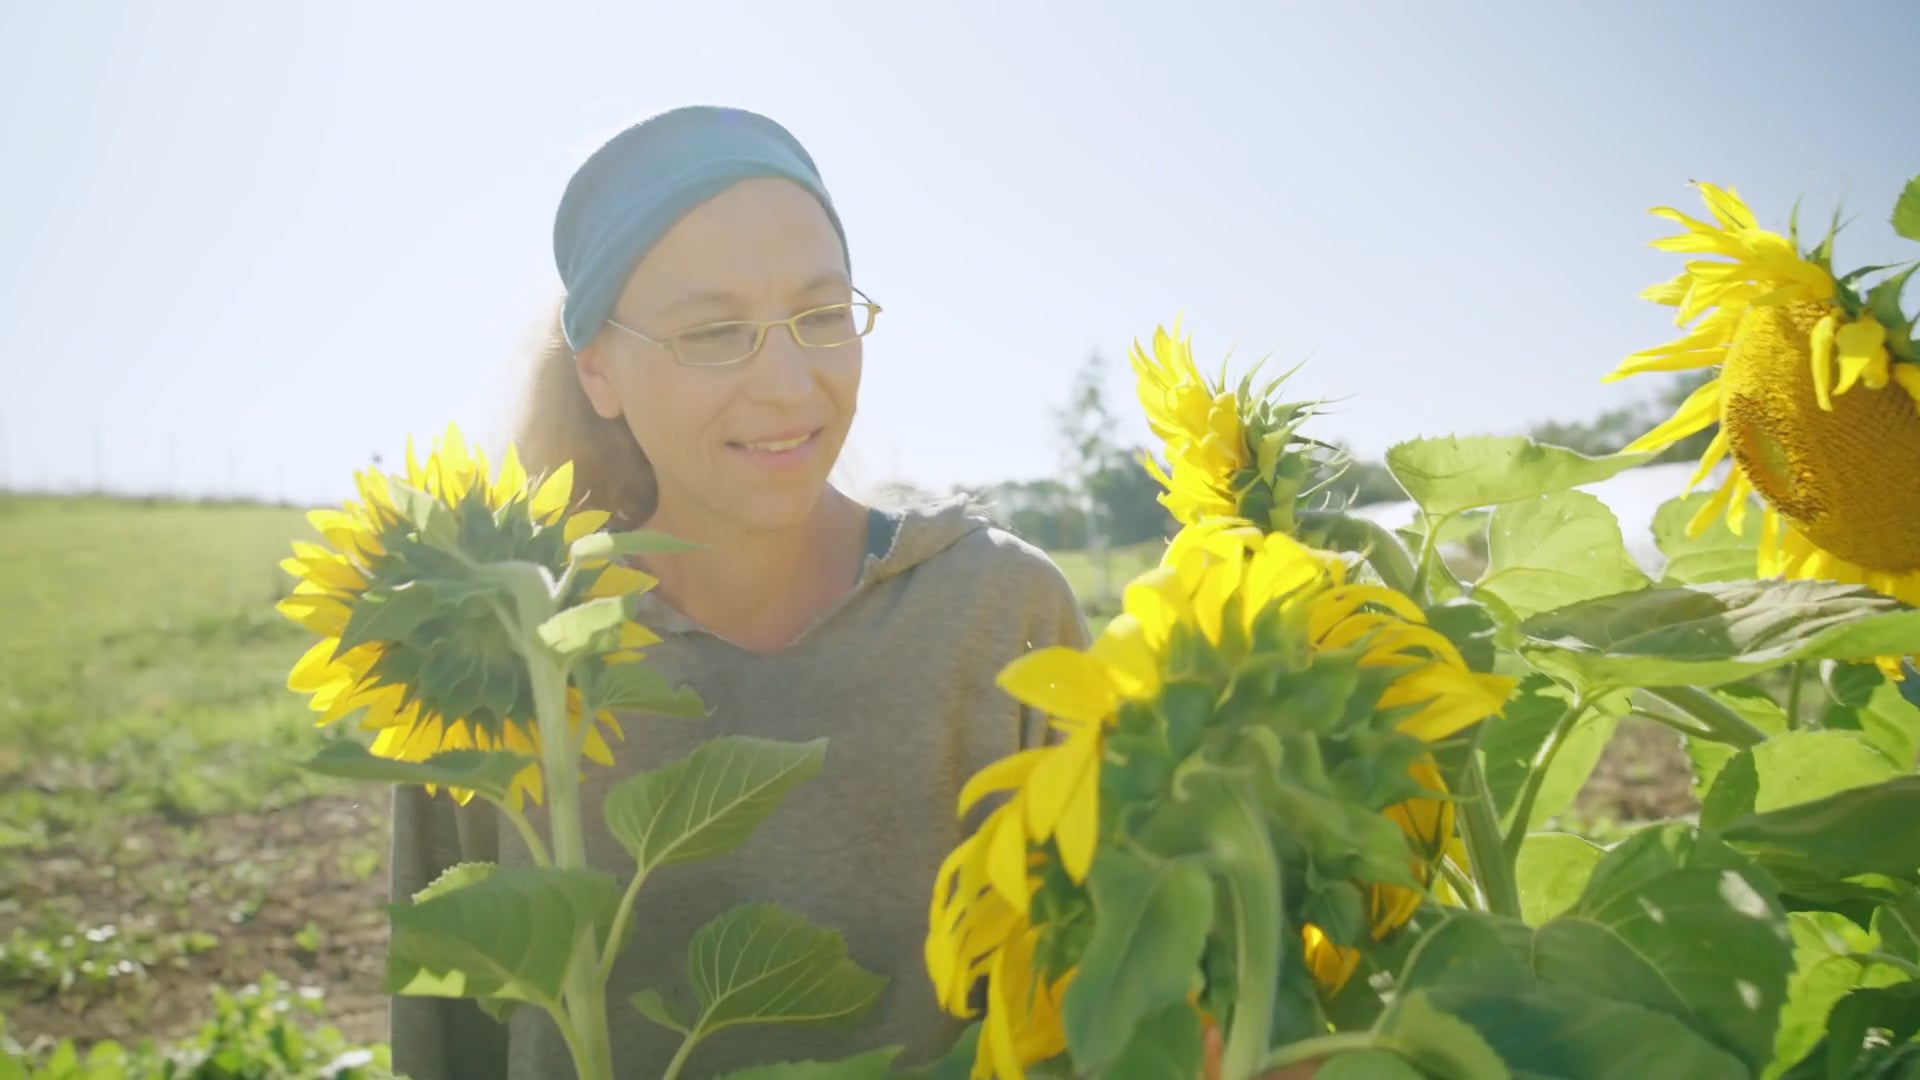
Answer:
[{"left": 389, "top": 498, "right": 1090, "bottom": 1079}]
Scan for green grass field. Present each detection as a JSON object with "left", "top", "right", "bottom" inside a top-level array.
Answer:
[
  {"left": 0, "top": 494, "right": 1686, "bottom": 1068},
  {"left": 0, "top": 496, "right": 329, "bottom": 839},
  {"left": 0, "top": 494, "right": 392, "bottom": 1062}
]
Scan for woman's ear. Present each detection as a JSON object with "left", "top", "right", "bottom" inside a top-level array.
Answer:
[{"left": 574, "top": 341, "right": 625, "bottom": 420}]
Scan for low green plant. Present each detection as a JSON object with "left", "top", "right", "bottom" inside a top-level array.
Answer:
[{"left": 1, "top": 974, "right": 391, "bottom": 1080}]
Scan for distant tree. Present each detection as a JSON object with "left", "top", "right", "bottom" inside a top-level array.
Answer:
[
  {"left": 1527, "top": 370, "right": 1715, "bottom": 464},
  {"left": 1310, "top": 370, "right": 1718, "bottom": 513},
  {"left": 1318, "top": 446, "right": 1406, "bottom": 508},
  {"left": 970, "top": 477, "right": 1087, "bottom": 550},
  {"left": 1087, "top": 449, "right": 1176, "bottom": 546},
  {"left": 1054, "top": 352, "right": 1119, "bottom": 599}
]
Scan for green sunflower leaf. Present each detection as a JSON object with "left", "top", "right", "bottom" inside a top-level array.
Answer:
[
  {"left": 1531, "top": 827, "right": 1791, "bottom": 1069},
  {"left": 1100, "top": 1001, "right": 1206, "bottom": 1079},
  {"left": 1753, "top": 730, "right": 1901, "bottom": 813},
  {"left": 1719, "top": 775, "right": 1920, "bottom": 882},
  {"left": 592, "top": 661, "right": 706, "bottom": 719},
  {"left": 1866, "top": 262, "right": 1918, "bottom": 334},
  {"left": 1689, "top": 730, "right": 1912, "bottom": 907},
  {"left": 1396, "top": 910, "right": 1534, "bottom": 993},
  {"left": 386, "top": 866, "right": 619, "bottom": 1010},
  {"left": 683, "top": 903, "right": 885, "bottom": 1038},
  {"left": 629, "top": 989, "right": 691, "bottom": 1034},
  {"left": 1423, "top": 596, "right": 1500, "bottom": 673},
  {"left": 1370, "top": 990, "right": 1511, "bottom": 1080},
  {"left": 1769, "top": 911, "right": 1910, "bottom": 1078},
  {"left": 1821, "top": 662, "right": 1920, "bottom": 771},
  {"left": 1810, "top": 981, "right": 1920, "bottom": 1079},
  {"left": 1401, "top": 827, "right": 1792, "bottom": 1072},
  {"left": 1315, "top": 1052, "right": 1426, "bottom": 1079},
  {"left": 387, "top": 480, "right": 461, "bottom": 551},
  {"left": 469, "top": 561, "right": 563, "bottom": 631},
  {"left": 1518, "top": 578, "right": 1920, "bottom": 691},
  {"left": 1514, "top": 832, "right": 1604, "bottom": 926},
  {"left": 1479, "top": 676, "right": 1628, "bottom": 834},
  {"left": 570, "top": 529, "right": 703, "bottom": 563},
  {"left": 1682, "top": 685, "right": 1789, "bottom": 800},
  {"left": 535, "top": 596, "right": 629, "bottom": 657},
  {"left": 1061, "top": 848, "right": 1216, "bottom": 1069},
  {"left": 714, "top": 1047, "right": 903, "bottom": 1080},
  {"left": 1417, "top": 981, "right": 1753, "bottom": 1080},
  {"left": 1891, "top": 173, "right": 1920, "bottom": 243},
  {"left": 1383, "top": 435, "right": 1652, "bottom": 518},
  {"left": 1476, "top": 490, "right": 1649, "bottom": 621},
  {"left": 299, "top": 740, "right": 534, "bottom": 803},
  {"left": 413, "top": 861, "right": 497, "bottom": 904},
  {"left": 603, "top": 736, "right": 825, "bottom": 876},
  {"left": 1651, "top": 493, "right": 1761, "bottom": 586},
  {"left": 335, "top": 581, "right": 447, "bottom": 653}
]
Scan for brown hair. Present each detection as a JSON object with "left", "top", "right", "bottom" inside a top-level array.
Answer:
[{"left": 513, "top": 302, "right": 658, "bottom": 527}]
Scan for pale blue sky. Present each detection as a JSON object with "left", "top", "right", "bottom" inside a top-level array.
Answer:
[{"left": 2, "top": 1, "right": 1914, "bottom": 507}]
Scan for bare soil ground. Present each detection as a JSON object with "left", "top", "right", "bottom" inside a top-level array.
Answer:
[
  {"left": 5, "top": 721, "right": 1702, "bottom": 1056},
  {"left": 3, "top": 792, "right": 392, "bottom": 1052}
]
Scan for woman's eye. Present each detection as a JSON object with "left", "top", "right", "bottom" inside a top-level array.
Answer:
[{"left": 681, "top": 324, "right": 748, "bottom": 344}]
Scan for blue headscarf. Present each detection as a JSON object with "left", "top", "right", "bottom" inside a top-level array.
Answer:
[{"left": 552, "top": 105, "right": 849, "bottom": 352}]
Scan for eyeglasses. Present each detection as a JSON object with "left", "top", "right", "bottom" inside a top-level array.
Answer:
[{"left": 602, "top": 288, "right": 883, "bottom": 368}]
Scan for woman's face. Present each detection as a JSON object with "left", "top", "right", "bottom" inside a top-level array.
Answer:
[{"left": 575, "top": 177, "right": 861, "bottom": 535}]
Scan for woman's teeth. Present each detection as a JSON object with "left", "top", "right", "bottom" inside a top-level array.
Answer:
[{"left": 742, "top": 434, "right": 809, "bottom": 452}]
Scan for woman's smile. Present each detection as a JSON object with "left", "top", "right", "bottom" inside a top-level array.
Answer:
[{"left": 728, "top": 427, "right": 821, "bottom": 470}]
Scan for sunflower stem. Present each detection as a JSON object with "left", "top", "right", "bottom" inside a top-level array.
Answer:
[
  {"left": 661, "top": 1032, "right": 700, "bottom": 1080},
  {"left": 1214, "top": 785, "right": 1283, "bottom": 1080},
  {"left": 542, "top": 1002, "right": 591, "bottom": 1077},
  {"left": 1437, "top": 856, "right": 1480, "bottom": 911},
  {"left": 598, "top": 867, "right": 651, "bottom": 985},
  {"left": 1455, "top": 752, "right": 1522, "bottom": 919},
  {"left": 562, "top": 930, "right": 613, "bottom": 1080},
  {"left": 527, "top": 649, "right": 614, "bottom": 1080},
  {"left": 1502, "top": 697, "right": 1587, "bottom": 864},
  {"left": 1645, "top": 685, "right": 1768, "bottom": 748},
  {"left": 1409, "top": 511, "right": 1458, "bottom": 605},
  {"left": 1297, "top": 511, "right": 1419, "bottom": 597},
  {"left": 1629, "top": 707, "right": 1713, "bottom": 741},
  {"left": 1261, "top": 1031, "right": 1378, "bottom": 1071},
  {"left": 530, "top": 653, "right": 588, "bottom": 869},
  {"left": 1855, "top": 951, "right": 1920, "bottom": 982},
  {"left": 1885, "top": 882, "right": 1920, "bottom": 950}
]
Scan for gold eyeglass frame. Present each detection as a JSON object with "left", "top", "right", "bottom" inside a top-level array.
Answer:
[{"left": 602, "top": 287, "right": 883, "bottom": 368}]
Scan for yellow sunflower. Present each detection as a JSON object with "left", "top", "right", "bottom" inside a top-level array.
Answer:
[
  {"left": 1131, "top": 322, "right": 1252, "bottom": 525},
  {"left": 1605, "top": 182, "right": 1920, "bottom": 673},
  {"left": 278, "top": 424, "right": 661, "bottom": 806},
  {"left": 1299, "top": 757, "right": 1454, "bottom": 992},
  {"left": 1166, "top": 521, "right": 1496, "bottom": 993},
  {"left": 925, "top": 523, "right": 1512, "bottom": 1077}
]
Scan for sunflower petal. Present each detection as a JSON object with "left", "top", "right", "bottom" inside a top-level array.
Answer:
[
  {"left": 494, "top": 442, "right": 529, "bottom": 503},
  {"left": 586, "top": 563, "right": 658, "bottom": 599},
  {"left": 995, "top": 648, "right": 1117, "bottom": 726},
  {"left": 564, "top": 509, "right": 613, "bottom": 545},
  {"left": 532, "top": 463, "right": 576, "bottom": 523},
  {"left": 957, "top": 748, "right": 1049, "bottom": 819},
  {"left": 1623, "top": 378, "right": 1722, "bottom": 454},
  {"left": 1088, "top": 615, "right": 1161, "bottom": 699},
  {"left": 1894, "top": 364, "right": 1920, "bottom": 413}
]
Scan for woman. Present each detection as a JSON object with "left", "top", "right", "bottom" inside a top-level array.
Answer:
[{"left": 388, "top": 105, "right": 1089, "bottom": 1078}]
